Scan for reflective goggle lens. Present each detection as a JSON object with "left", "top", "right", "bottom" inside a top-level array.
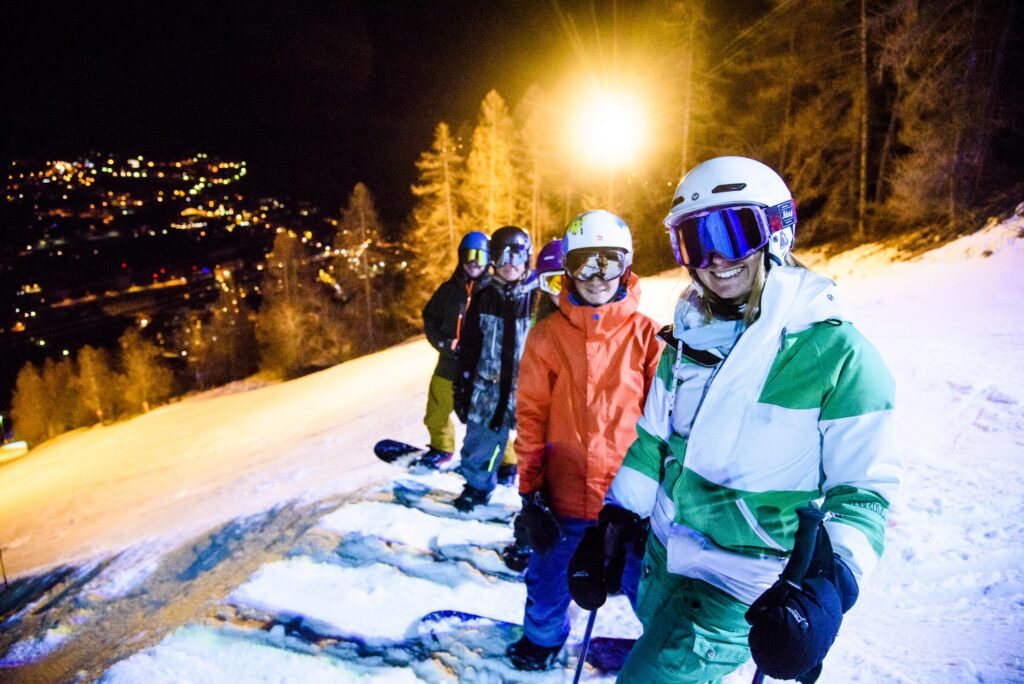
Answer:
[
  {"left": 493, "top": 244, "right": 530, "bottom": 267},
  {"left": 667, "top": 205, "right": 769, "bottom": 268},
  {"left": 538, "top": 271, "right": 564, "bottom": 295},
  {"left": 565, "top": 248, "right": 628, "bottom": 282},
  {"left": 461, "top": 247, "right": 489, "bottom": 265}
]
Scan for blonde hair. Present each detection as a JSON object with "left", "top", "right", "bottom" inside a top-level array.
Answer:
[{"left": 688, "top": 251, "right": 803, "bottom": 327}]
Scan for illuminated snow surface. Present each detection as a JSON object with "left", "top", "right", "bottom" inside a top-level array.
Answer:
[{"left": 1, "top": 213, "right": 1023, "bottom": 682}]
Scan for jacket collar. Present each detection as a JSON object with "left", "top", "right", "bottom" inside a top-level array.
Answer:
[{"left": 558, "top": 272, "right": 643, "bottom": 339}]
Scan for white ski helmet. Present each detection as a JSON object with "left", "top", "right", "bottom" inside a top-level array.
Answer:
[
  {"left": 562, "top": 210, "right": 633, "bottom": 263},
  {"left": 664, "top": 156, "right": 797, "bottom": 265}
]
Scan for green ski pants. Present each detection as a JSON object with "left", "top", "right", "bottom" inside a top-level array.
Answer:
[
  {"left": 423, "top": 373, "right": 456, "bottom": 453},
  {"left": 618, "top": 537, "right": 752, "bottom": 683}
]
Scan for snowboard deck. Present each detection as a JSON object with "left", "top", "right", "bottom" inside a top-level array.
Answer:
[
  {"left": 392, "top": 477, "right": 517, "bottom": 524},
  {"left": 374, "top": 438, "right": 429, "bottom": 466}
]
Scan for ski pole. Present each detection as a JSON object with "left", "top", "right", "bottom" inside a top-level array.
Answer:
[
  {"left": 572, "top": 609, "right": 598, "bottom": 684},
  {"left": 750, "top": 503, "right": 824, "bottom": 684}
]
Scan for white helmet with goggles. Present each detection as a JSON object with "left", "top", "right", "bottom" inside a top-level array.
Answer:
[
  {"left": 664, "top": 156, "right": 797, "bottom": 268},
  {"left": 562, "top": 210, "right": 633, "bottom": 282}
]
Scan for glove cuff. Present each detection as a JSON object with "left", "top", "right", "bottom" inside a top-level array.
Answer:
[{"left": 598, "top": 503, "right": 641, "bottom": 527}]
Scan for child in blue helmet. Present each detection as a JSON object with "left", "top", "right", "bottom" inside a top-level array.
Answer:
[{"left": 419, "top": 231, "right": 490, "bottom": 467}]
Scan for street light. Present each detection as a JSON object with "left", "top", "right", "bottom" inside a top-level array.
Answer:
[
  {"left": 569, "top": 87, "right": 648, "bottom": 208},
  {"left": 571, "top": 89, "right": 647, "bottom": 170}
]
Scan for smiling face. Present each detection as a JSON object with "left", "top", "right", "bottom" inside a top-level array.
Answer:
[
  {"left": 462, "top": 261, "right": 485, "bottom": 279},
  {"left": 495, "top": 262, "right": 525, "bottom": 283},
  {"left": 576, "top": 275, "right": 621, "bottom": 306},
  {"left": 695, "top": 250, "right": 762, "bottom": 303}
]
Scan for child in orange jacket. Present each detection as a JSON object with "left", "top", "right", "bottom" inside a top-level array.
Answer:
[{"left": 505, "top": 211, "right": 663, "bottom": 671}]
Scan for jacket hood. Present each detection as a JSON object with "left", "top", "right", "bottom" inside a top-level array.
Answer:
[{"left": 558, "top": 272, "right": 643, "bottom": 340}]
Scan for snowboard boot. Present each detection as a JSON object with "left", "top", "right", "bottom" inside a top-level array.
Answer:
[
  {"left": 416, "top": 448, "right": 453, "bottom": 469},
  {"left": 452, "top": 484, "right": 490, "bottom": 512},
  {"left": 496, "top": 463, "right": 517, "bottom": 486},
  {"left": 506, "top": 635, "right": 561, "bottom": 671}
]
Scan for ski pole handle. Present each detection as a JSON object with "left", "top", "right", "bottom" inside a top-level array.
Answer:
[{"left": 780, "top": 504, "right": 824, "bottom": 588}]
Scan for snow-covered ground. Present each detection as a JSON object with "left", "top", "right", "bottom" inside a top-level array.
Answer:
[{"left": 1, "top": 212, "right": 1022, "bottom": 683}]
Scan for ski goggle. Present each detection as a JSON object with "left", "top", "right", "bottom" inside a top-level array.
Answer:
[
  {"left": 538, "top": 271, "right": 564, "bottom": 295},
  {"left": 665, "top": 202, "right": 795, "bottom": 268},
  {"left": 460, "top": 247, "right": 489, "bottom": 266},
  {"left": 493, "top": 244, "right": 530, "bottom": 267},
  {"left": 565, "top": 247, "right": 629, "bottom": 282}
]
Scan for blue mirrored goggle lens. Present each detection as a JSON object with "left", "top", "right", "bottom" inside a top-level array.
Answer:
[
  {"left": 493, "top": 244, "right": 530, "bottom": 266},
  {"left": 670, "top": 207, "right": 768, "bottom": 268}
]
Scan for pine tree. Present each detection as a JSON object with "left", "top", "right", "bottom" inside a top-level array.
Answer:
[
  {"left": 74, "top": 345, "right": 118, "bottom": 424},
  {"left": 183, "top": 274, "right": 258, "bottom": 389},
  {"left": 514, "top": 84, "right": 560, "bottom": 248},
  {"left": 119, "top": 327, "right": 174, "bottom": 413},
  {"left": 715, "top": 0, "right": 864, "bottom": 243},
  {"left": 335, "top": 183, "right": 389, "bottom": 352},
  {"left": 880, "top": 0, "right": 1017, "bottom": 229},
  {"left": 43, "top": 357, "right": 78, "bottom": 437},
  {"left": 410, "top": 122, "right": 465, "bottom": 273},
  {"left": 465, "top": 90, "right": 518, "bottom": 232},
  {"left": 204, "top": 277, "right": 258, "bottom": 386},
  {"left": 406, "top": 122, "right": 467, "bottom": 320},
  {"left": 10, "top": 362, "right": 48, "bottom": 445},
  {"left": 257, "top": 230, "right": 343, "bottom": 377}
]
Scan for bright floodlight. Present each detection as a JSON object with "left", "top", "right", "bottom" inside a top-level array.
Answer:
[{"left": 573, "top": 91, "right": 646, "bottom": 169}]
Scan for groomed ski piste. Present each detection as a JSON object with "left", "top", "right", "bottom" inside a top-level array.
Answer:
[{"left": 1, "top": 210, "right": 1023, "bottom": 683}]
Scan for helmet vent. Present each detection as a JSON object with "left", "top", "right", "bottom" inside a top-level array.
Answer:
[{"left": 711, "top": 183, "right": 747, "bottom": 193}]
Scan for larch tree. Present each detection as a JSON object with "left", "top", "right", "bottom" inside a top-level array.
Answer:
[
  {"left": 74, "top": 345, "right": 118, "bottom": 424},
  {"left": 10, "top": 362, "right": 48, "bottom": 445},
  {"left": 406, "top": 122, "right": 467, "bottom": 319},
  {"left": 43, "top": 357, "right": 78, "bottom": 438},
  {"left": 119, "top": 327, "right": 174, "bottom": 414},
  {"left": 465, "top": 90, "right": 518, "bottom": 232},
  {"left": 203, "top": 277, "right": 258, "bottom": 387},
  {"left": 257, "top": 230, "right": 341, "bottom": 377},
  {"left": 514, "top": 84, "right": 561, "bottom": 249},
  {"left": 335, "top": 182, "right": 389, "bottom": 352},
  {"left": 880, "top": 0, "right": 1018, "bottom": 230}
]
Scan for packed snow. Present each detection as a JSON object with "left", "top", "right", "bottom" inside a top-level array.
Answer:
[{"left": 1, "top": 213, "right": 1023, "bottom": 682}]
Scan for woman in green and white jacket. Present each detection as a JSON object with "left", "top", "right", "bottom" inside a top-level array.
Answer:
[{"left": 572, "top": 157, "right": 900, "bottom": 683}]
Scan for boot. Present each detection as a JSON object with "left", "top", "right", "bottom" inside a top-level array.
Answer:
[
  {"left": 506, "top": 635, "right": 561, "bottom": 671},
  {"left": 452, "top": 484, "right": 490, "bottom": 512},
  {"left": 496, "top": 463, "right": 517, "bottom": 486},
  {"left": 416, "top": 448, "right": 453, "bottom": 469}
]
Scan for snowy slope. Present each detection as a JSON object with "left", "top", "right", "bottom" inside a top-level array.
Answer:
[{"left": 1, "top": 213, "right": 1023, "bottom": 683}]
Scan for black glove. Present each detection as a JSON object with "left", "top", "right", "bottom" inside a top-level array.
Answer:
[
  {"left": 518, "top": 491, "right": 561, "bottom": 553},
  {"left": 568, "top": 504, "right": 644, "bottom": 611},
  {"left": 453, "top": 371, "right": 471, "bottom": 424},
  {"left": 746, "top": 514, "right": 858, "bottom": 682}
]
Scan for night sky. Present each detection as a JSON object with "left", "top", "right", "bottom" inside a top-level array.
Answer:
[{"left": 3, "top": 1, "right": 617, "bottom": 223}]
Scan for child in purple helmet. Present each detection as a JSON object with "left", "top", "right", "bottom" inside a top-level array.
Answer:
[{"left": 533, "top": 238, "right": 564, "bottom": 323}]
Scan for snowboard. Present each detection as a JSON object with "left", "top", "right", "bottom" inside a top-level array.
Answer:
[
  {"left": 374, "top": 438, "right": 430, "bottom": 466},
  {"left": 391, "top": 477, "right": 518, "bottom": 524},
  {"left": 414, "top": 610, "right": 573, "bottom": 676},
  {"left": 417, "top": 611, "right": 628, "bottom": 676}
]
